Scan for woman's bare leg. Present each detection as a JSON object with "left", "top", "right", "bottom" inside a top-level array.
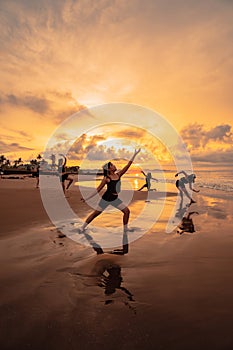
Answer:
[
  {"left": 66, "top": 176, "right": 73, "bottom": 190},
  {"left": 80, "top": 210, "right": 102, "bottom": 231},
  {"left": 138, "top": 184, "right": 146, "bottom": 191},
  {"left": 178, "top": 187, "right": 183, "bottom": 201},
  {"left": 117, "top": 205, "right": 131, "bottom": 232},
  {"left": 182, "top": 187, "right": 193, "bottom": 201}
]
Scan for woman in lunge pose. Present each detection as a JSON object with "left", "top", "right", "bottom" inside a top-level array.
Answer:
[
  {"left": 79, "top": 149, "right": 141, "bottom": 233},
  {"left": 138, "top": 171, "right": 158, "bottom": 191}
]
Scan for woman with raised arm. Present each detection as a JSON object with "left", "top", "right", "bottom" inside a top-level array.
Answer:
[
  {"left": 79, "top": 149, "right": 141, "bottom": 233},
  {"left": 58, "top": 154, "right": 74, "bottom": 193},
  {"left": 175, "top": 170, "right": 199, "bottom": 205},
  {"left": 138, "top": 171, "right": 158, "bottom": 191}
]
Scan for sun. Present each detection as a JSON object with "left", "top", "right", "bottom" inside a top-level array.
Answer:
[{"left": 78, "top": 94, "right": 105, "bottom": 107}]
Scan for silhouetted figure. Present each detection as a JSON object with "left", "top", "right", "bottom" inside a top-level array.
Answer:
[
  {"left": 110, "top": 231, "right": 129, "bottom": 255},
  {"left": 177, "top": 211, "right": 199, "bottom": 235},
  {"left": 58, "top": 154, "right": 74, "bottom": 193},
  {"left": 138, "top": 171, "right": 158, "bottom": 191},
  {"left": 79, "top": 149, "right": 141, "bottom": 233},
  {"left": 34, "top": 164, "right": 40, "bottom": 188},
  {"left": 82, "top": 231, "right": 104, "bottom": 254},
  {"left": 98, "top": 265, "right": 135, "bottom": 306},
  {"left": 175, "top": 170, "right": 199, "bottom": 205},
  {"left": 175, "top": 202, "right": 188, "bottom": 219},
  {"left": 50, "top": 154, "right": 56, "bottom": 170}
]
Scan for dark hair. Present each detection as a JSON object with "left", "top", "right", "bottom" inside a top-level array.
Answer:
[
  {"left": 58, "top": 158, "right": 63, "bottom": 166},
  {"left": 103, "top": 162, "right": 112, "bottom": 177},
  {"left": 188, "top": 173, "right": 196, "bottom": 182}
]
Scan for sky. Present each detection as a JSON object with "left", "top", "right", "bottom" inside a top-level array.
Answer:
[{"left": 0, "top": 0, "right": 233, "bottom": 167}]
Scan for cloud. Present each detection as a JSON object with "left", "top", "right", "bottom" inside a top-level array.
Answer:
[
  {"left": 180, "top": 123, "right": 233, "bottom": 149},
  {"left": 0, "top": 140, "right": 34, "bottom": 153},
  {"left": 54, "top": 130, "right": 153, "bottom": 163},
  {"left": 67, "top": 134, "right": 106, "bottom": 160},
  {"left": 1, "top": 0, "right": 233, "bottom": 161},
  {"left": 57, "top": 124, "right": 170, "bottom": 164},
  {"left": 0, "top": 93, "right": 50, "bottom": 114},
  {"left": 87, "top": 145, "right": 133, "bottom": 161},
  {"left": 0, "top": 128, "right": 33, "bottom": 142},
  {"left": 18, "top": 130, "right": 33, "bottom": 141},
  {"left": 112, "top": 128, "right": 148, "bottom": 140},
  {"left": 54, "top": 105, "right": 86, "bottom": 123},
  {"left": 0, "top": 90, "right": 84, "bottom": 122},
  {"left": 71, "top": 142, "right": 152, "bottom": 163},
  {"left": 205, "top": 124, "right": 231, "bottom": 143},
  {"left": 191, "top": 149, "right": 233, "bottom": 164},
  {"left": 112, "top": 127, "right": 169, "bottom": 160},
  {"left": 1, "top": 0, "right": 232, "bottom": 111},
  {"left": 180, "top": 123, "right": 233, "bottom": 164}
]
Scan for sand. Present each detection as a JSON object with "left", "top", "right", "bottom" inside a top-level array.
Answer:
[{"left": 0, "top": 177, "right": 233, "bottom": 350}]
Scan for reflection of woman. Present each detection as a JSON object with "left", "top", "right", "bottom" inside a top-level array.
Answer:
[
  {"left": 79, "top": 149, "right": 141, "bottom": 233},
  {"left": 175, "top": 170, "right": 199, "bottom": 204},
  {"left": 100, "top": 265, "right": 134, "bottom": 301},
  {"left": 58, "top": 154, "right": 73, "bottom": 193},
  {"left": 177, "top": 211, "right": 199, "bottom": 235},
  {"left": 138, "top": 171, "right": 158, "bottom": 191}
]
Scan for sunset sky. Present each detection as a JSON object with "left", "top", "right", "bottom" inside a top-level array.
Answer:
[{"left": 0, "top": 0, "right": 232, "bottom": 167}]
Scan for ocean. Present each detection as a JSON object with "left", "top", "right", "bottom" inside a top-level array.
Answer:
[
  {"left": 76, "top": 166, "right": 233, "bottom": 194},
  {"left": 164, "top": 166, "right": 233, "bottom": 193}
]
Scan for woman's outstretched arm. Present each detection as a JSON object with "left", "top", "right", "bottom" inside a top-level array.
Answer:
[
  {"left": 175, "top": 170, "right": 188, "bottom": 177},
  {"left": 152, "top": 177, "right": 158, "bottom": 182},
  {"left": 188, "top": 182, "right": 200, "bottom": 192},
  {"left": 59, "top": 154, "right": 67, "bottom": 167},
  {"left": 81, "top": 177, "right": 107, "bottom": 202},
  {"left": 118, "top": 149, "right": 141, "bottom": 177}
]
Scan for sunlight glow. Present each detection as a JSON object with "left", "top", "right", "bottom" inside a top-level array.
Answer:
[{"left": 78, "top": 94, "right": 105, "bottom": 107}]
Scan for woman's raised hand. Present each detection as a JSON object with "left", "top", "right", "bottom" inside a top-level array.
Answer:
[{"left": 134, "top": 148, "right": 141, "bottom": 155}]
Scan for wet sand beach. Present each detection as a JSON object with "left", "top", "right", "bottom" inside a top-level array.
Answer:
[{"left": 0, "top": 177, "right": 233, "bottom": 350}]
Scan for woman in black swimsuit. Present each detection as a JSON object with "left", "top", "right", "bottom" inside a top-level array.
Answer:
[
  {"left": 80, "top": 149, "right": 141, "bottom": 233},
  {"left": 175, "top": 170, "right": 199, "bottom": 205},
  {"left": 58, "top": 154, "right": 74, "bottom": 193},
  {"left": 34, "top": 164, "right": 40, "bottom": 188},
  {"left": 138, "top": 171, "right": 158, "bottom": 191}
]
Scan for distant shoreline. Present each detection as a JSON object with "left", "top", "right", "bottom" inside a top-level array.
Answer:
[{"left": 0, "top": 169, "right": 102, "bottom": 176}]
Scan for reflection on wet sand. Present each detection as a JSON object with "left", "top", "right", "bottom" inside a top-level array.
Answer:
[
  {"left": 177, "top": 211, "right": 199, "bottom": 235},
  {"left": 110, "top": 231, "right": 128, "bottom": 255},
  {"left": 175, "top": 197, "right": 199, "bottom": 235},
  {"left": 76, "top": 229, "right": 135, "bottom": 310},
  {"left": 78, "top": 226, "right": 129, "bottom": 255},
  {"left": 93, "top": 259, "right": 136, "bottom": 313},
  {"left": 80, "top": 230, "right": 104, "bottom": 255}
]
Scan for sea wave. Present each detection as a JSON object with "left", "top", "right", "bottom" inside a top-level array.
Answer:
[
  {"left": 163, "top": 178, "right": 233, "bottom": 193},
  {"left": 198, "top": 182, "right": 233, "bottom": 192}
]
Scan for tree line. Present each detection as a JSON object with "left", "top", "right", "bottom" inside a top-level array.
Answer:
[{"left": 0, "top": 154, "right": 42, "bottom": 169}]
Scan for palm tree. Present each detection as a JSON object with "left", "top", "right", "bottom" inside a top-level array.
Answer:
[
  {"left": 30, "top": 159, "right": 38, "bottom": 167},
  {"left": 13, "top": 160, "right": 18, "bottom": 168},
  {"left": 0, "top": 155, "right": 6, "bottom": 166}
]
